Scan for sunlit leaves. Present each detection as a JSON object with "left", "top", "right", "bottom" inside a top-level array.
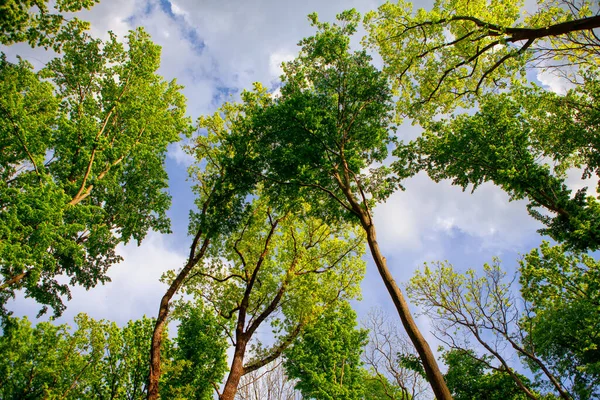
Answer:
[
  {"left": 0, "top": 26, "right": 190, "bottom": 317},
  {"left": 365, "top": 0, "right": 600, "bottom": 121}
]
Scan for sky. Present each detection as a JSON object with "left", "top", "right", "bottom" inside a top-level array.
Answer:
[{"left": 3, "top": 0, "right": 585, "bottom": 374}]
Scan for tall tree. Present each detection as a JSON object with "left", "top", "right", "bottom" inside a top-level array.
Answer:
[
  {"left": 441, "top": 349, "right": 531, "bottom": 400},
  {"left": 178, "top": 196, "right": 366, "bottom": 400},
  {"left": 0, "top": 314, "right": 158, "bottom": 399},
  {"left": 406, "top": 254, "right": 597, "bottom": 399},
  {"left": 0, "top": 310, "right": 226, "bottom": 399},
  {"left": 520, "top": 242, "right": 600, "bottom": 399},
  {"left": 214, "top": 11, "right": 452, "bottom": 399},
  {"left": 147, "top": 96, "right": 255, "bottom": 399},
  {"left": 0, "top": 26, "right": 190, "bottom": 318},
  {"left": 365, "top": 0, "right": 600, "bottom": 121},
  {"left": 157, "top": 302, "right": 229, "bottom": 400}
]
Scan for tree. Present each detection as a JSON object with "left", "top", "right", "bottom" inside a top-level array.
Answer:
[
  {"left": 364, "top": 0, "right": 600, "bottom": 121},
  {"left": 396, "top": 80, "right": 600, "bottom": 251},
  {"left": 214, "top": 11, "right": 451, "bottom": 399},
  {"left": 158, "top": 302, "right": 229, "bottom": 400},
  {"left": 0, "top": 310, "right": 226, "bottom": 399},
  {"left": 442, "top": 349, "right": 530, "bottom": 400},
  {"left": 362, "top": 370, "right": 412, "bottom": 400},
  {"left": 177, "top": 196, "right": 366, "bottom": 400},
  {"left": 362, "top": 309, "right": 427, "bottom": 399},
  {"left": 0, "top": 314, "right": 158, "bottom": 399},
  {"left": 1, "top": 0, "right": 99, "bottom": 49},
  {"left": 236, "top": 361, "right": 302, "bottom": 400},
  {"left": 147, "top": 97, "right": 256, "bottom": 399},
  {"left": 284, "top": 301, "right": 368, "bottom": 400},
  {"left": 520, "top": 242, "right": 600, "bottom": 399},
  {"left": 407, "top": 258, "right": 582, "bottom": 399},
  {"left": 0, "top": 26, "right": 190, "bottom": 318}
]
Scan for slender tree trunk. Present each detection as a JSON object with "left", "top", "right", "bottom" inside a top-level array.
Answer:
[
  {"left": 360, "top": 218, "right": 452, "bottom": 400},
  {"left": 336, "top": 173, "right": 452, "bottom": 399},
  {"left": 147, "top": 236, "right": 209, "bottom": 400},
  {"left": 220, "top": 338, "right": 248, "bottom": 400}
]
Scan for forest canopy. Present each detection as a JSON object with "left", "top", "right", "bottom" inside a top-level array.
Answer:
[{"left": 1, "top": 0, "right": 599, "bottom": 399}]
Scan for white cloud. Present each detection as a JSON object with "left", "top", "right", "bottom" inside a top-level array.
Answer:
[
  {"left": 167, "top": 141, "right": 195, "bottom": 167},
  {"left": 11, "top": 232, "right": 185, "bottom": 326},
  {"left": 374, "top": 172, "right": 541, "bottom": 256},
  {"left": 170, "top": 1, "right": 189, "bottom": 18},
  {"left": 269, "top": 51, "right": 295, "bottom": 79},
  {"left": 536, "top": 68, "right": 576, "bottom": 95}
]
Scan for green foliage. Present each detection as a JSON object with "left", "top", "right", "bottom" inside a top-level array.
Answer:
[
  {"left": 209, "top": 9, "right": 399, "bottom": 224},
  {"left": 0, "top": 26, "right": 190, "bottom": 317},
  {"left": 362, "top": 370, "right": 410, "bottom": 400},
  {"left": 160, "top": 302, "right": 228, "bottom": 400},
  {"left": 520, "top": 242, "right": 600, "bottom": 399},
  {"left": 442, "top": 349, "right": 529, "bottom": 400},
  {"left": 179, "top": 195, "right": 366, "bottom": 376},
  {"left": 365, "top": 0, "right": 600, "bottom": 121},
  {"left": 0, "top": 309, "right": 227, "bottom": 399},
  {"left": 0, "top": 314, "right": 156, "bottom": 399},
  {"left": 407, "top": 247, "right": 600, "bottom": 399},
  {"left": 0, "top": 0, "right": 99, "bottom": 50},
  {"left": 398, "top": 80, "right": 600, "bottom": 250},
  {"left": 284, "top": 301, "right": 369, "bottom": 400}
]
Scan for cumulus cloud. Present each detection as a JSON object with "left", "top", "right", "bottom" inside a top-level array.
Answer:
[
  {"left": 536, "top": 68, "right": 576, "bottom": 95},
  {"left": 374, "top": 173, "right": 541, "bottom": 256},
  {"left": 11, "top": 232, "right": 185, "bottom": 326}
]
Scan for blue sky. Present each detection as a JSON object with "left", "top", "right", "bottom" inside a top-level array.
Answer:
[{"left": 4, "top": 0, "right": 586, "bottom": 379}]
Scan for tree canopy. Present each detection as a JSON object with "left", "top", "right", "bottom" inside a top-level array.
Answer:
[
  {"left": 365, "top": 0, "right": 600, "bottom": 120},
  {"left": 284, "top": 301, "right": 369, "bottom": 400},
  {"left": 178, "top": 196, "right": 366, "bottom": 400},
  {"left": 395, "top": 79, "right": 600, "bottom": 251},
  {"left": 209, "top": 10, "right": 451, "bottom": 398},
  {"left": 0, "top": 25, "right": 190, "bottom": 318},
  {"left": 3, "top": 1, "right": 600, "bottom": 399},
  {"left": 407, "top": 243, "right": 600, "bottom": 399},
  {"left": 0, "top": 307, "right": 226, "bottom": 400},
  {"left": 1, "top": 0, "right": 99, "bottom": 49}
]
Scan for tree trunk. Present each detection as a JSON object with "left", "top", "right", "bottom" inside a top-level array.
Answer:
[
  {"left": 337, "top": 175, "right": 452, "bottom": 400},
  {"left": 220, "top": 338, "right": 248, "bottom": 400},
  {"left": 362, "top": 219, "right": 452, "bottom": 399},
  {"left": 507, "top": 15, "right": 600, "bottom": 43},
  {"left": 147, "top": 236, "right": 209, "bottom": 400}
]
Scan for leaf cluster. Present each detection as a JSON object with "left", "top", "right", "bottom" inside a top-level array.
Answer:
[{"left": 0, "top": 26, "right": 191, "bottom": 317}]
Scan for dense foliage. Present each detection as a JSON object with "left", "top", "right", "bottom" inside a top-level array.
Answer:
[
  {"left": 0, "top": 25, "right": 189, "bottom": 318},
  {"left": 284, "top": 301, "right": 369, "bottom": 400},
  {"left": 0, "top": 309, "right": 226, "bottom": 399},
  {"left": 2, "top": 0, "right": 600, "bottom": 399}
]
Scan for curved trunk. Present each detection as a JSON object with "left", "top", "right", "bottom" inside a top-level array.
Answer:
[
  {"left": 335, "top": 172, "right": 451, "bottom": 399},
  {"left": 147, "top": 236, "right": 209, "bottom": 400}
]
